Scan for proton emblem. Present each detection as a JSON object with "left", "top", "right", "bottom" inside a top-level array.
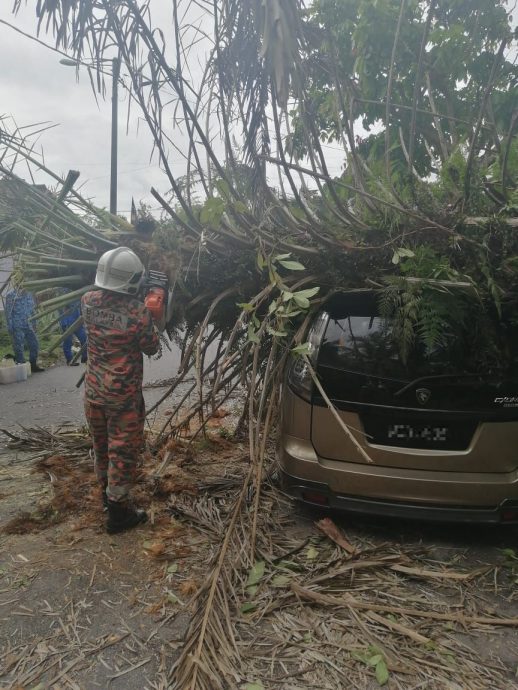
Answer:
[{"left": 416, "top": 388, "right": 431, "bottom": 405}]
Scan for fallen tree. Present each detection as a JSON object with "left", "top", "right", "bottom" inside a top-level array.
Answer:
[{"left": 1, "top": 1, "right": 517, "bottom": 687}]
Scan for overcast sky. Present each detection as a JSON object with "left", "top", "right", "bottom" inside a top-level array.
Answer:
[
  {"left": 0, "top": 1, "right": 344, "bottom": 218},
  {"left": 0, "top": 2, "right": 183, "bottom": 216},
  {"left": 0, "top": 3, "right": 515, "bottom": 219}
]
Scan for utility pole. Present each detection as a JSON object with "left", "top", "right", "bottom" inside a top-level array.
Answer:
[{"left": 110, "top": 56, "right": 121, "bottom": 216}]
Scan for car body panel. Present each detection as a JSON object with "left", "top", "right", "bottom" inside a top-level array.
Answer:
[
  {"left": 310, "top": 404, "right": 518, "bottom": 473},
  {"left": 278, "top": 386, "right": 518, "bottom": 507},
  {"left": 278, "top": 469, "right": 516, "bottom": 524},
  {"left": 278, "top": 290, "right": 518, "bottom": 521}
]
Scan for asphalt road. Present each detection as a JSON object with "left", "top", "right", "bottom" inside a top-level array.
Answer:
[{"left": 0, "top": 341, "right": 184, "bottom": 439}]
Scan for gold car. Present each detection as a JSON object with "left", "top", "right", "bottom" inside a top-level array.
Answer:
[{"left": 278, "top": 291, "right": 518, "bottom": 523}]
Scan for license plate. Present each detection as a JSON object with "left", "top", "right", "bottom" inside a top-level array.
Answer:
[
  {"left": 386, "top": 423, "right": 449, "bottom": 443},
  {"left": 361, "top": 414, "right": 476, "bottom": 450}
]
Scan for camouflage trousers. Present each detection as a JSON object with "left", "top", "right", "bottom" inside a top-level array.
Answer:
[
  {"left": 11, "top": 325, "right": 39, "bottom": 364},
  {"left": 84, "top": 396, "right": 145, "bottom": 502}
]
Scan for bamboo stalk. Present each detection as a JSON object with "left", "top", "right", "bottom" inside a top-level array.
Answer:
[
  {"left": 291, "top": 582, "right": 518, "bottom": 628},
  {"left": 37, "top": 285, "right": 93, "bottom": 311},
  {"left": 45, "top": 316, "right": 84, "bottom": 354},
  {"left": 23, "top": 275, "right": 84, "bottom": 289}
]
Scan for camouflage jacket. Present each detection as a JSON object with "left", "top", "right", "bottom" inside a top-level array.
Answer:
[
  {"left": 82, "top": 289, "right": 160, "bottom": 407},
  {"left": 5, "top": 290, "right": 36, "bottom": 331},
  {"left": 58, "top": 288, "right": 82, "bottom": 328}
]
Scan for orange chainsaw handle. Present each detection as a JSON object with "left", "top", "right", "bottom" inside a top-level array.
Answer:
[{"left": 144, "top": 287, "right": 166, "bottom": 322}]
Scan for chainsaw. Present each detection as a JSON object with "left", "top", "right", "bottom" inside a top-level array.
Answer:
[{"left": 142, "top": 269, "right": 174, "bottom": 329}]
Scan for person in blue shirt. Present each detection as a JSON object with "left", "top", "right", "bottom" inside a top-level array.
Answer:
[
  {"left": 58, "top": 291, "right": 87, "bottom": 365},
  {"left": 4, "top": 287, "right": 44, "bottom": 372}
]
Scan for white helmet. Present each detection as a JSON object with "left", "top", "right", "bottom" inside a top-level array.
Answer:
[{"left": 94, "top": 247, "right": 144, "bottom": 295}]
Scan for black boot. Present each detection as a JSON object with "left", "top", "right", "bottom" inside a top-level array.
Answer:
[
  {"left": 106, "top": 499, "right": 147, "bottom": 534},
  {"left": 30, "top": 360, "right": 45, "bottom": 373}
]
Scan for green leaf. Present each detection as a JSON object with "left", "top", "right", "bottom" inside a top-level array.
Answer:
[
  {"left": 247, "top": 324, "right": 260, "bottom": 344},
  {"left": 266, "top": 326, "right": 288, "bottom": 337},
  {"left": 167, "top": 563, "right": 178, "bottom": 574},
  {"left": 278, "top": 259, "right": 305, "bottom": 271},
  {"left": 272, "top": 574, "right": 291, "bottom": 587},
  {"left": 215, "top": 179, "right": 231, "bottom": 199},
  {"left": 167, "top": 592, "right": 179, "bottom": 604},
  {"left": 257, "top": 252, "right": 266, "bottom": 270},
  {"left": 366, "top": 654, "right": 382, "bottom": 668},
  {"left": 240, "top": 602, "right": 257, "bottom": 614},
  {"left": 293, "top": 295, "right": 310, "bottom": 309},
  {"left": 200, "top": 197, "right": 225, "bottom": 225},
  {"left": 246, "top": 584, "right": 258, "bottom": 597},
  {"left": 306, "top": 545, "right": 319, "bottom": 560},
  {"left": 293, "top": 287, "right": 320, "bottom": 299},
  {"left": 291, "top": 342, "right": 311, "bottom": 355},
  {"left": 246, "top": 561, "right": 266, "bottom": 587},
  {"left": 392, "top": 247, "right": 415, "bottom": 264},
  {"left": 238, "top": 302, "right": 255, "bottom": 313},
  {"left": 282, "top": 291, "right": 294, "bottom": 302},
  {"left": 245, "top": 683, "right": 264, "bottom": 690},
  {"left": 233, "top": 200, "right": 248, "bottom": 213},
  {"left": 273, "top": 253, "right": 292, "bottom": 261},
  {"left": 375, "top": 659, "right": 389, "bottom": 686}
]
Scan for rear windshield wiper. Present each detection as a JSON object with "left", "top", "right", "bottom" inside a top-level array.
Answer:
[{"left": 394, "top": 372, "right": 499, "bottom": 397}]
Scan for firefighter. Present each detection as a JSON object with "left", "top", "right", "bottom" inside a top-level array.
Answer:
[{"left": 82, "top": 247, "right": 162, "bottom": 534}]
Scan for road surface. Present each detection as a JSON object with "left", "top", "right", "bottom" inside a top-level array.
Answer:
[{"left": 0, "top": 341, "right": 185, "bottom": 442}]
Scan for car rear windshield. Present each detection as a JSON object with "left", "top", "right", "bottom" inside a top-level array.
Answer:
[
  {"left": 314, "top": 292, "right": 518, "bottom": 415},
  {"left": 319, "top": 292, "right": 518, "bottom": 381}
]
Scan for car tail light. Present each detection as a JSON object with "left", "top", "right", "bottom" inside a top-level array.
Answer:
[
  {"left": 302, "top": 490, "right": 329, "bottom": 506},
  {"left": 287, "top": 311, "right": 329, "bottom": 401},
  {"left": 501, "top": 507, "right": 518, "bottom": 522}
]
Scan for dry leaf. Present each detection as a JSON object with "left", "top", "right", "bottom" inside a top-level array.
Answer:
[
  {"left": 315, "top": 518, "right": 356, "bottom": 554},
  {"left": 179, "top": 579, "right": 198, "bottom": 596},
  {"left": 143, "top": 541, "right": 166, "bottom": 558}
]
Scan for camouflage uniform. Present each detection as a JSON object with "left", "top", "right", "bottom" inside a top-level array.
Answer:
[
  {"left": 4, "top": 289, "right": 39, "bottom": 364},
  {"left": 59, "top": 289, "right": 87, "bottom": 363},
  {"left": 82, "top": 289, "right": 159, "bottom": 501}
]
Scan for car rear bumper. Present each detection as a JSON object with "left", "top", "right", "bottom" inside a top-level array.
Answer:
[{"left": 279, "top": 435, "right": 518, "bottom": 523}]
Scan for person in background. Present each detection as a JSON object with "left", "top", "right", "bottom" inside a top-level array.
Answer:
[
  {"left": 4, "top": 286, "right": 44, "bottom": 372},
  {"left": 58, "top": 289, "right": 87, "bottom": 366},
  {"left": 82, "top": 247, "right": 162, "bottom": 534}
]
